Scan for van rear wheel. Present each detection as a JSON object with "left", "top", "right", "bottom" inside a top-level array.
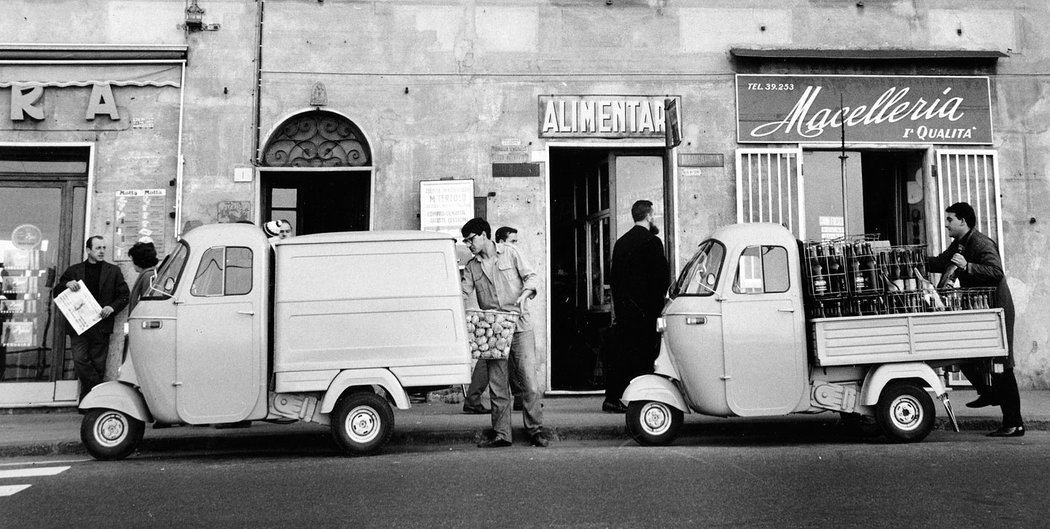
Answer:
[
  {"left": 81, "top": 408, "right": 144, "bottom": 460},
  {"left": 626, "top": 400, "right": 683, "bottom": 446},
  {"left": 331, "top": 392, "right": 394, "bottom": 455},
  {"left": 876, "top": 382, "right": 935, "bottom": 443}
]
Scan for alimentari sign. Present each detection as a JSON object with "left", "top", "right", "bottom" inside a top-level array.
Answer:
[
  {"left": 736, "top": 75, "right": 992, "bottom": 144},
  {"left": 539, "top": 95, "right": 678, "bottom": 138}
]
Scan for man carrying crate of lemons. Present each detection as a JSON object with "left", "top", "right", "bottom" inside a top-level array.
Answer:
[{"left": 461, "top": 217, "right": 549, "bottom": 448}]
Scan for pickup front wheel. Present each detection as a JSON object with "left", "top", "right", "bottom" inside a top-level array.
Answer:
[
  {"left": 626, "top": 400, "right": 683, "bottom": 446},
  {"left": 331, "top": 392, "right": 394, "bottom": 456},
  {"left": 876, "top": 382, "right": 935, "bottom": 443}
]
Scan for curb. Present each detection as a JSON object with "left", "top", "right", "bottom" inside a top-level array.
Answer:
[{"left": 2, "top": 417, "right": 1045, "bottom": 459}]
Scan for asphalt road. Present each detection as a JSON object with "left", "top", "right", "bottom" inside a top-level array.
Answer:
[{"left": 2, "top": 427, "right": 1047, "bottom": 528}]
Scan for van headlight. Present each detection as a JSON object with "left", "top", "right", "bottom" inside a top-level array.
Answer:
[{"left": 656, "top": 317, "right": 666, "bottom": 333}]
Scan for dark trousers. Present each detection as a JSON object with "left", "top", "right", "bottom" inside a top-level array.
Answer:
[
  {"left": 71, "top": 327, "right": 111, "bottom": 400},
  {"left": 604, "top": 321, "right": 660, "bottom": 403},
  {"left": 961, "top": 361, "right": 1023, "bottom": 428}
]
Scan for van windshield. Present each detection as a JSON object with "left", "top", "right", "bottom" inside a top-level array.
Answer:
[
  {"left": 143, "top": 240, "right": 189, "bottom": 300},
  {"left": 669, "top": 239, "right": 726, "bottom": 298}
]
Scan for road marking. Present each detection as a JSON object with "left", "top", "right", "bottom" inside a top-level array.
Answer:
[
  {"left": 0, "top": 485, "right": 32, "bottom": 497},
  {"left": 0, "top": 466, "right": 70, "bottom": 479}
]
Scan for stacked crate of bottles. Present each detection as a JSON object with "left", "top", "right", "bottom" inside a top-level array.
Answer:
[
  {"left": 802, "top": 237, "right": 882, "bottom": 319},
  {"left": 803, "top": 238, "right": 997, "bottom": 318}
]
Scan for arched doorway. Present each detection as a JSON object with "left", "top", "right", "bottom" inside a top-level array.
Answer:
[{"left": 259, "top": 110, "right": 373, "bottom": 235}]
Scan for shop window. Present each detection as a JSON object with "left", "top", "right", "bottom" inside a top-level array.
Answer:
[
  {"left": 733, "top": 245, "right": 789, "bottom": 294},
  {"left": 190, "top": 247, "right": 252, "bottom": 297}
]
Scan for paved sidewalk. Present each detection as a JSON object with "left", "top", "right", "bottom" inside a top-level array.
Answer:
[{"left": 2, "top": 390, "right": 1047, "bottom": 458}]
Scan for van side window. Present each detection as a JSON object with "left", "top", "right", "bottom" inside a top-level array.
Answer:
[
  {"left": 190, "top": 247, "right": 253, "bottom": 297},
  {"left": 192, "top": 248, "right": 225, "bottom": 296},
  {"left": 733, "top": 245, "right": 790, "bottom": 294},
  {"left": 225, "top": 247, "right": 253, "bottom": 295}
]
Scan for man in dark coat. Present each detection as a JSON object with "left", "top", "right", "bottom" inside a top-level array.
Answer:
[
  {"left": 53, "top": 236, "right": 130, "bottom": 399},
  {"left": 928, "top": 202, "right": 1023, "bottom": 437},
  {"left": 604, "top": 200, "right": 670, "bottom": 413}
]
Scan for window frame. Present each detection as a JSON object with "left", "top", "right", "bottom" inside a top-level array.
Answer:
[
  {"left": 189, "top": 246, "right": 253, "bottom": 298},
  {"left": 732, "top": 245, "right": 791, "bottom": 295}
]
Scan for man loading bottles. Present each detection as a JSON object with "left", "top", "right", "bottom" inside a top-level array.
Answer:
[{"left": 928, "top": 202, "right": 1023, "bottom": 437}]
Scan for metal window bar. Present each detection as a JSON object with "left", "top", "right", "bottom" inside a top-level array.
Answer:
[
  {"left": 735, "top": 148, "right": 805, "bottom": 239},
  {"left": 935, "top": 149, "right": 1004, "bottom": 269}
]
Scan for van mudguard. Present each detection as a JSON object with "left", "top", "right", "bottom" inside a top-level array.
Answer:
[
  {"left": 320, "top": 368, "right": 411, "bottom": 413},
  {"left": 78, "top": 381, "right": 154, "bottom": 423},
  {"left": 621, "top": 374, "right": 690, "bottom": 413}
]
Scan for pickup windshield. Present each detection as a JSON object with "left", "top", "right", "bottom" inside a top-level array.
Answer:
[
  {"left": 143, "top": 240, "right": 189, "bottom": 300},
  {"left": 669, "top": 239, "right": 726, "bottom": 298}
]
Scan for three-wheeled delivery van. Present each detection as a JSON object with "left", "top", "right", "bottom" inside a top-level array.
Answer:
[
  {"left": 79, "top": 224, "right": 471, "bottom": 459},
  {"left": 623, "top": 223, "right": 1008, "bottom": 444}
]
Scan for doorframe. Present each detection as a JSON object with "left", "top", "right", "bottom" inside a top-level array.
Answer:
[
  {"left": 543, "top": 140, "right": 675, "bottom": 394},
  {"left": 0, "top": 141, "right": 95, "bottom": 407}
]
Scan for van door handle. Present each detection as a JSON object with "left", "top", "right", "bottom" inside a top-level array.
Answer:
[
  {"left": 686, "top": 317, "right": 706, "bottom": 325},
  {"left": 778, "top": 308, "right": 795, "bottom": 313},
  {"left": 237, "top": 310, "right": 255, "bottom": 316}
]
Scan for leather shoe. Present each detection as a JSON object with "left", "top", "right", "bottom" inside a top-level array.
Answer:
[
  {"left": 602, "top": 400, "right": 628, "bottom": 414},
  {"left": 477, "top": 438, "right": 512, "bottom": 448},
  {"left": 530, "top": 431, "right": 550, "bottom": 447},
  {"left": 965, "top": 395, "right": 999, "bottom": 408},
  {"left": 987, "top": 425, "right": 1025, "bottom": 437},
  {"left": 462, "top": 405, "right": 491, "bottom": 415}
]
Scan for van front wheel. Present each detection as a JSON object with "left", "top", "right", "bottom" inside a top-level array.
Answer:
[
  {"left": 331, "top": 392, "right": 394, "bottom": 455},
  {"left": 626, "top": 400, "right": 683, "bottom": 446},
  {"left": 81, "top": 408, "right": 144, "bottom": 460}
]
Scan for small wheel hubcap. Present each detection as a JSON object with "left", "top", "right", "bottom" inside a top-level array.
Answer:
[
  {"left": 640, "top": 403, "right": 672, "bottom": 436},
  {"left": 96, "top": 412, "right": 128, "bottom": 447},
  {"left": 890, "top": 395, "right": 923, "bottom": 431},
  {"left": 344, "top": 406, "right": 380, "bottom": 443}
]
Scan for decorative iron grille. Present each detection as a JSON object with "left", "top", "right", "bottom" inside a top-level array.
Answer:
[{"left": 262, "top": 111, "right": 371, "bottom": 167}]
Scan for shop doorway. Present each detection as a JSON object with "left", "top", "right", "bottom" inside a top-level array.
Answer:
[
  {"left": 0, "top": 146, "right": 90, "bottom": 405},
  {"left": 802, "top": 150, "right": 927, "bottom": 246},
  {"left": 548, "top": 146, "right": 665, "bottom": 392},
  {"left": 261, "top": 171, "right": 371, "bottom": 235}
]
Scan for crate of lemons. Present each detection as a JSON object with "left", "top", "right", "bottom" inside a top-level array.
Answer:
[{"left": 465, "top": 309, "right": 519, "bottom": 359}]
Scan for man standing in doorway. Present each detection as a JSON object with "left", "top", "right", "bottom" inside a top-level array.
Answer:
[
  {"left": 461, "top": 218, "right": 549, "bottom": 447},
  {"left": 53, "top": 236, "right": 130, "bottom": 400},
  {"left": 604, "top": 200, "right": 670, "bottom": 413}
]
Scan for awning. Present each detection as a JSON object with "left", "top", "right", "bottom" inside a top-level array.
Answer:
[
  {"left": 0, "top": 44, "right": 188, "bottom": 62},
  {"left": 730, "top": 48, "right": 1007, "bottom": 61}
]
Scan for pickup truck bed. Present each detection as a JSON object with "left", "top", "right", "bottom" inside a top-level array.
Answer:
[{"left": 811, "top": 308, "right": 1008, "bottom": 366}]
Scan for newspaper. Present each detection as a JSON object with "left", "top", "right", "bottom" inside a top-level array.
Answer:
[{"left": 54, "top": 280, "right": 103, "bottom": 335}]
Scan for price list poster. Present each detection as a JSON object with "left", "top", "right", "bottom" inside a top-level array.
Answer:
[{"left": 114, "top": 189, "right": 168, "bottom": 261}]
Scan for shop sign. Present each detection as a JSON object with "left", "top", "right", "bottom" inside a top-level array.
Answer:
[
  {"left": 419, "top": 179, "right": 475, "bottom": 240},
  {"left": 538, "top": 95, "right": 678, "bottom": 138},
  {"left": 736, "top": 75, "right": 992, "bottom": 144}
]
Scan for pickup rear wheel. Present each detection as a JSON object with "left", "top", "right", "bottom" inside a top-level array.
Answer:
[
  {"left": 626, "top": 401, "right": 683, "bottom": 446},
  {"left": 80, "top": 408, "right": 144, "bottom": 460},
  {"left": 331, "top": 392, "right": 394, "bottom": 456},
  {"left": 876, "top": 382, "right": 935, "bottom": 443}
]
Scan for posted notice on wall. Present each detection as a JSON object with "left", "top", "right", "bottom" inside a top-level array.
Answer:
[
  {"left": 419, "top": 179, "right": 475, "bottom": 240},
  {"left": 54, "top": 280, "right": 103, "bottom": 335},
  {"left": 819, "top": 216, "right": 845, "bottom": 241},
  {"left": 114, "top": 189, "right": 168, "bottom": 261}
]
